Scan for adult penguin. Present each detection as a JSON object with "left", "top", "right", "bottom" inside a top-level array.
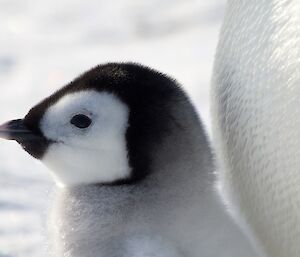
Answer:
[{"left": 211, "top": 1, "right": 300, "bottom": 256}]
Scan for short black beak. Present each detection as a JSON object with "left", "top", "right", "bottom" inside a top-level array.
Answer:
[
  {"left": 0, "top": 119, "right": 37, "bottom": 141},
  {"left": 0, "top": 119, "right": 50, "bottom": 159}
]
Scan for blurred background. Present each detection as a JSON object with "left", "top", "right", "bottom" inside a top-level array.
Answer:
[{"left": 0, "top": 0, "right": 225, "bottom": 256}]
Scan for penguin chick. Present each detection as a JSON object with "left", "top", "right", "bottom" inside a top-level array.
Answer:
[{"left": 0, "top": 63, "right": 258, "bottom": 257}]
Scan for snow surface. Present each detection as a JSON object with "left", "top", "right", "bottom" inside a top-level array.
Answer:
[{"left": 0, "top": 0, "right": 225, "bottom": 256}]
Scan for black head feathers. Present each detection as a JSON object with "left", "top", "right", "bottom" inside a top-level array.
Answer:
[{"left": 24, "top": 63, "right": 194, "bottom": 183}]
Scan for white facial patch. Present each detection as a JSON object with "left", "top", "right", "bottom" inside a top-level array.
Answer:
[{"left": 40, "top": 90, "right": 131, "bottom": 187}]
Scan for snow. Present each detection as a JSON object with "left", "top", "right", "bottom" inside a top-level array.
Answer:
[{"left": 0, "top": 0, "right": 225, "bottom": 256}]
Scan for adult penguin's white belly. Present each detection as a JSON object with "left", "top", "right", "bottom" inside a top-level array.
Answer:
[{"left": 211, "top": 0, "right": 300, "bottom": 256}]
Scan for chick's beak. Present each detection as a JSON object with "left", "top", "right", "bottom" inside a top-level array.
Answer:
[
  {"left": 0, "top": 119, "right": 36, "bottom": 141},
  {"left": 0, "top": 119, "right": 49, "bottom": 159}
]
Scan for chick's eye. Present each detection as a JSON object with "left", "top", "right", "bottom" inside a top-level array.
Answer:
[{"left": 70, "top": 114, "right": 92, "bottom": 129}]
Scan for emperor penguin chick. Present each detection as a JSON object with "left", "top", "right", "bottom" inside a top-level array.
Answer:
[{"left": 0, "top": 63, "right": 258, "bottom": 257}]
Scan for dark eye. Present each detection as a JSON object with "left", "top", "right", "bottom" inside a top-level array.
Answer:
[{"left": 70, "top": 114, "right": 92, "bottom": 129}]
